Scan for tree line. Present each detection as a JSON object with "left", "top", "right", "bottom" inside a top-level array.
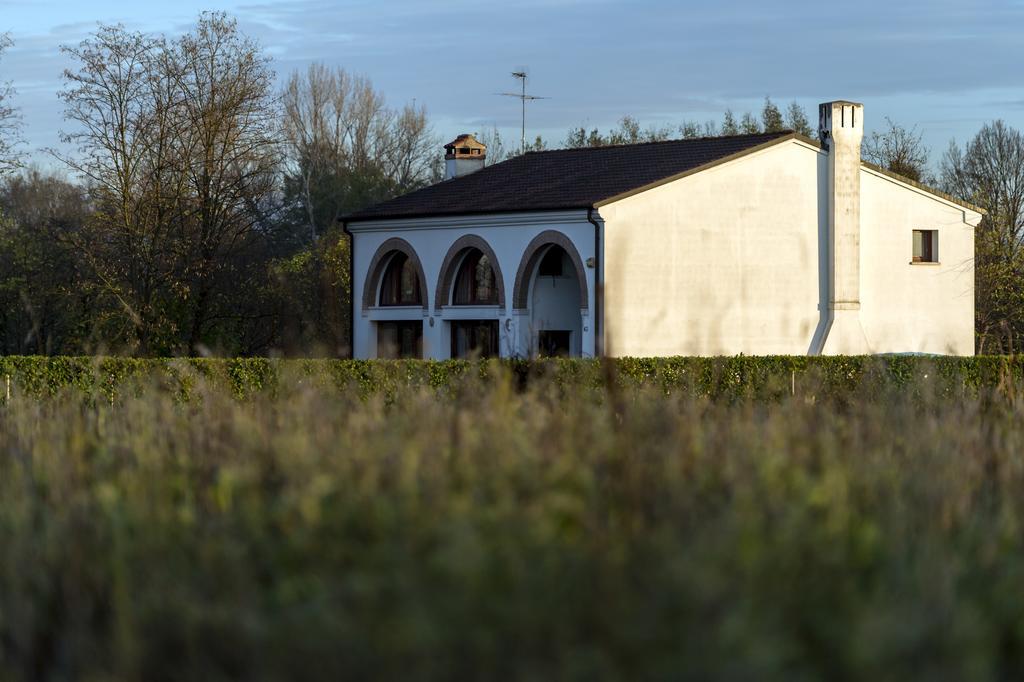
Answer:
[
  {"left": 0, "top": 14, "right": 1022, "bottom": 355},
  {"left": 0, "top": 15, "right": 439, "bottom": 356}
]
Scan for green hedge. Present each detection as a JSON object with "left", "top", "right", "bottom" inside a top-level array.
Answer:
[{"left": 1, "top": 355, "right": 1023, "bottom": 404}]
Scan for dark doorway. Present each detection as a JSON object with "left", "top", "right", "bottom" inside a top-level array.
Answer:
[
  {"left": 377, "top": 320, "right": 423, "bottom": 358},
  {"left": 538, "top": 330, "right": 572, "bottom": 357},
  {"left": 451, "top": 320, "right": 499, "bottom": 358}
]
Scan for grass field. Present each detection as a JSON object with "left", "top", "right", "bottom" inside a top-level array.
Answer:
[{"left": 2, "top": 361, "right": 1024, "bottom": 680}]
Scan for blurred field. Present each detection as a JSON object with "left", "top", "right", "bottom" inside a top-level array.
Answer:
[{"left": 2, "top": 363, "right": 1024, "bottom": 680}]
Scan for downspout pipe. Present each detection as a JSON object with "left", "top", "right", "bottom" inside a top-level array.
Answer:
[
  {"left": 340, "top": 218, "right": 355, "bottom": 359},
  {"left": 587, "top": 207, "right": 602, "bottom": 358}
]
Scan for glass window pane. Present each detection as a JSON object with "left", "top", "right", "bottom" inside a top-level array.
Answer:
[
  {"left": 453, "top": 250, "right": 497, "bottom": 305},
  {"left": 380, "top": 253, "right": 422, "bottom": 306},
  {"left": 377, "top": 321, "right": 422, "bottom": 358},
  {"left": 451, "top": 320, "right": 499, "bottom": 358}
]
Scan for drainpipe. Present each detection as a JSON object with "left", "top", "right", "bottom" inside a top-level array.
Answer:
[
  {"left": 587, "top": 207, "right": 602, "bottom": 358},
  {"left": 340, "top": 218, "right": 355, "bottom": 359}
]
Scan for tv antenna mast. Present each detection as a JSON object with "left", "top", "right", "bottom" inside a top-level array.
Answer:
[{"left": 497, "top": 70, "right": 549, "bottom": 154}]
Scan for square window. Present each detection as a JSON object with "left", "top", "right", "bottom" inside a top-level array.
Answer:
[
  {"left": 377, "top": 321, "right": 422, "bottom": 359},
  {"left": 912, "top": 229, "right": 938, "bottom": 263},
  {"left": 451, "top": 320, "right": 499, "bottom": 359}
]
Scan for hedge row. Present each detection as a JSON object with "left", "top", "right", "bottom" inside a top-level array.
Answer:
[{"left": 1, "top": 355, "right": 1023, "bottom": 404}]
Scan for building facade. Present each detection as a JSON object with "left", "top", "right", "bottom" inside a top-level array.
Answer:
[{"left": 344, "top": 104, "right": 983, "bottom": 359}]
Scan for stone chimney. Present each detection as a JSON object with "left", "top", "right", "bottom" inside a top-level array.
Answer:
[
  {"left": 444, "top": 133, "right": 486, "bottom": 180},
  {"left": 818, "top": 100, "right": 870, "bottom": 353}
]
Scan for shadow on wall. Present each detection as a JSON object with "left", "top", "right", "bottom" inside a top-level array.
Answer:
[{"left": 808, "top": 151, "right": 831, "bottom": 355}]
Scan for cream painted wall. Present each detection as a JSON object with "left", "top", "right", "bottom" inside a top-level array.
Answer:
[
  {"left": 597, "top": 141, "right": 827, "bottom": 356},
  {"left": 860, "top": 168, "right": 978, "bottom": 355},
  {"left": 597, "top": 139, "right": 979, "bottom": 357}
]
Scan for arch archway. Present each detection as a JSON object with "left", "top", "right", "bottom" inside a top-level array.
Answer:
[
  {"left": 512, "top": 230, "right": 588, "bottom": 311},
  {"left": 362, "top": 238, "right": 429, "bottom": 311},
  {"left": 434, "top": 234, "right": 506, "bottom": 311},
  {"left": 513, "top": 231, "right": 589, "bottom": 357}
]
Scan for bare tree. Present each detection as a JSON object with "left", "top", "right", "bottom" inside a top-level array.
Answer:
[
  {"left": 477, "top": 126, "right": 511, "bottom": 164},
  {"left": 941, "top": 121, "right": 1024, "bottom": 353},
  {"left": 56, "top": 14, "right": 281, "bottom": 354},
  {"left": 0, "top": 33, "right": 23, "bottom": 174},
  {"left": 282, "top": 62, "right": 437, "bottom": 241},
  {"left": 279, "top": 62, "right": 437, "bottom": 355},
  {"left": 862, "top": 117, "right": 929, "bottom": 182},
  {"left": 171, "top": 13, "right": 281, "bottom": 351},
  {"left": 56, "top": 25, "right": 170, "bottom": 351}
]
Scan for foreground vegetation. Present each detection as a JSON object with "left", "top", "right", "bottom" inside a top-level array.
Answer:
[{"left": 3, "top": 360, "right": 1024, "bottom": 679}]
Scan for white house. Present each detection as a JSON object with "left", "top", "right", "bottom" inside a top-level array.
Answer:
[{"left": 343, "top": 102, "right": 983, "bottom": 359}]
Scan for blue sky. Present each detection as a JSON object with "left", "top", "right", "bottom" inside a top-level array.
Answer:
[{"left": 3, "top": 0, "right": 1024, "bottom": 169}]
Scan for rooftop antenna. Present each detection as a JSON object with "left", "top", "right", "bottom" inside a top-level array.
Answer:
[{"left": 497, "top": 70, "right": 549, "bottom": 154}]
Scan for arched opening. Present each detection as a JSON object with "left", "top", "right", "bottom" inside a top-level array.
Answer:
[
  {"left": 435, "top": 235, "right": 506, "bottom": 359},
  {"left": 362, "top": 238, "right": 429, "bottom": 312},
  {"left": 452, "top": 249, "right": 498, "bottom": 305},
  {"left": 362, "top": 239, "right": 428, "bottom": 359},
  {"left": 434, "top": 234, "right": 506, "bottom": 312},
  {"left": 379, "top": 252, "right": 423, "bottom": 306},
  {"left": 512, "top": 231, "right": 588, "bottom": 357},
  {"left": 528, "top": 244, "right": 582, "bottom": 356},
  {"left": 450, "top": 249, "right": 500, "bottom": 358}
]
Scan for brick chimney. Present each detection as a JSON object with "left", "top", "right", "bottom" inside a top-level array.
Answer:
[
  {"left": 818, "top": 100, "right": 870, "bottom": 353},
  {"left": 444, "top": 133, "right": 486, "bottom": 180}
]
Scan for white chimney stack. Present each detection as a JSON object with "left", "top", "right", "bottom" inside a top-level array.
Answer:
[
  {"left": 444, "top": 133, "right": 486, "bottom": 180},
  {"left": 818, "top": 100, "right": 870, "bottom": 354}
]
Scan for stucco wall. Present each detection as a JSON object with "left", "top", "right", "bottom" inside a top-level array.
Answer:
[
  {"left": 597, "top": 139, "right": 978, "bottom": 357},
  {"left": 597, "top": 141, "right": 827, "bottom": 356},
  {"left": 349, "top": 212, "right": 597, "bottom": 359},
  {"left": 860, "top": 168, "right": 977, "bottom": 355}
]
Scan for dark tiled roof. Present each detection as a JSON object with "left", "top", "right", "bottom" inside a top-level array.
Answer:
[{"left": 345, "top": 131, "right": 793, "bottom": 221}]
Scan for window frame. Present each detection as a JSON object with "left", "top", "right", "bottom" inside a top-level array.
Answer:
[
  {"left": 911, "top": 229, "right": 939, "bottom": 264},
  {"left": 376, "top": 320, "right": 423, "bottom": 359},
  {"left": 450, "top": 319, "right": 500, "bottom": 359}
]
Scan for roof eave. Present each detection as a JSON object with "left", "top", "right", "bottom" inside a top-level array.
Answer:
[{"left": 343, "top": 205, "right": 594, "bottom": 225}]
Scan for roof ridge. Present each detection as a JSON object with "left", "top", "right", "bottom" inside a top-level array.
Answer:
[{"left": 522, "top": 130, "right": 793, "bottom": 155}]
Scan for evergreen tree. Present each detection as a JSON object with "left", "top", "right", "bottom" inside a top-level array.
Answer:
[
  {"left": 721, "top": 109, "right": 739, "bottom": 135},
  {"left": 785, "top": 101, "right": 814, "bottom": 137},
  {"left": 761, "top": 97, "right": 785, "bottom": 133},
  {"left": 740, "top": 112, "right": 761, "bottom": 134},
  {"left": 679, "top": 121, "right": 703, "bottom": 139}
]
